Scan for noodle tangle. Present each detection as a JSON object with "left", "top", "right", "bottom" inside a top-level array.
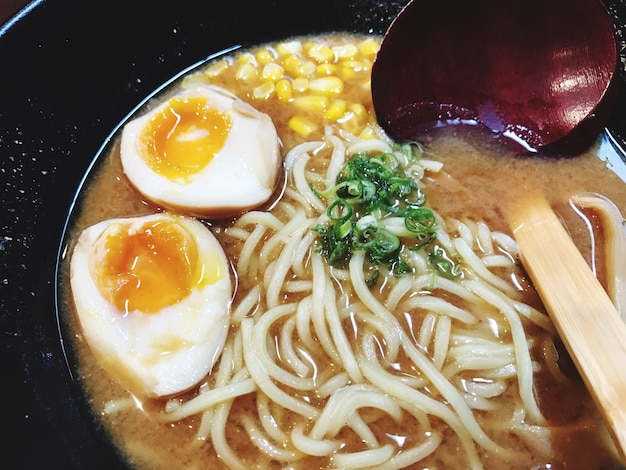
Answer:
[{"left": 154, "top": 126, "right": 563, "bottom": 468}]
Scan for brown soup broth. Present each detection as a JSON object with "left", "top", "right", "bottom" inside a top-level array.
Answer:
[{"left": 58, "top": 33, "right": 626, "bottom": 469}]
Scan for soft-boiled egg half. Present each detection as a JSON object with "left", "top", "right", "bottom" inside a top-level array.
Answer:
[
  {"left": 69, "top": 212, "right": 232, "bottom": 398},
  {"left": 120, "top": 84, "right": 282, "bottom": 217}
]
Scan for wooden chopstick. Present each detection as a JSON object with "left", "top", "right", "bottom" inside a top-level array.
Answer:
[{"left": 509, "top": 192, "right": 626, "bottom": 463}]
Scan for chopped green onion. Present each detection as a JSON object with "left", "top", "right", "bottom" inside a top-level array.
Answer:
[
  {"left": 353, "top": 224, "right": 400, "bottom": 262},
  {"left": 312, "top": 142, "right": 439, "bottom": 277},
  {"left": 428, "top": 245, "right": 462, "bottom": 279},
  {"left": 327, "top": 198, "right": 352, "bottom": 222}
]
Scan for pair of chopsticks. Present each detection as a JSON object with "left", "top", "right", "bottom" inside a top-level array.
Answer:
[{"left": 510, "top": 193, "right": 626, "bottom": 462}]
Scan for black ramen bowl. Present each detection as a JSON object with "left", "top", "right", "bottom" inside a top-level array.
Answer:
[{"left": 2, "top": 0, "right": 626, "bottom": 468}]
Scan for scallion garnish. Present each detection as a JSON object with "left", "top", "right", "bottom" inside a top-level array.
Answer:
[
  {"left": 312, "top": 142, "right": 441, "bottom": 276},
  {"left": 428, "top": 245, "right": 462, "bottom": 280}
]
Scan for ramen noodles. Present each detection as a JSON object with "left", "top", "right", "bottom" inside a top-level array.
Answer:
[{"left": 59, "top": 33, "right": 626, "bottom": 469}]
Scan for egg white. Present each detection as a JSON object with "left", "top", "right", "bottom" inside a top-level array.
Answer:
[
  {"left": 120, "top": 84, "right": 282, "bottom": 217},
  {"left": 69, "top": 213, "right": 232, "bottom": 398}
]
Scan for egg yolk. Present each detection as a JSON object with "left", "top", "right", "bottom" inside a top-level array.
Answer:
[
  {"left": 94, "top": 219, "right": 223, "bottom": 314},
  {"left": 140, "top": 96, "right": 232, "bottom": 180}
]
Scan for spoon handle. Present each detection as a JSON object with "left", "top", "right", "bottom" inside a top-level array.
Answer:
[{"left": 509, "top": 193, "right": 626, "bottom": 463}]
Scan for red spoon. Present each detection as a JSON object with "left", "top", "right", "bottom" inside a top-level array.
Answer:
[{"left": 371, "top": 0, "right": 619, "bottom": 155}]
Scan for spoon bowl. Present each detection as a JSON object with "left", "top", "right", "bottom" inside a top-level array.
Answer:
[{"left": 371, "top": 0, "right": 619, "bottom": 155}]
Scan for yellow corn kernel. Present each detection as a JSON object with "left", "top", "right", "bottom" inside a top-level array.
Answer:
[
  {"left": 184, "top": 69, "right": 215, "bottom": 88},
  {"left": 307, "top": 43, "right": 334, "bottom": 63},
  {"left": 261, "top": 63, "right": 285, "bottom": 82},
  {"left": 282, "top": 54, "right": 304, "bottom": 75},
  {"left": 292, "top": 77, "right": 309, "bottom": 93},
  {"left": 340, "top": 65, "right": 356, "bottom": 81},
  {"left": 276, "top": 40, "right": 303, "bottom": 57},
  {"left": 324, "top": 99, "right": 347, "bottom": 122},
  {"left": 359, "top": 125, "right": 378, "bottom": 140},
  {"left": 344, "top": 60, "right": 364, "bottom": 73},
  {"left": 309, "top": 76, "right": 344, "bottom": 96},
  {"left": 204, "top": 59, "right": 230, "bottom": 77},
  {"left": 255, "top": 48, "right": 277, "bottom": 65},
  {"left": 358, "top": 38, "right": 380, "bottom": 57},
  {"left": 339, "top": 113, "right": 363, "bottom": 135},
  {"left": 275, "top": 79, "right": 293, "bottom": 102},
  {"left": 349, "top": 103, "right": 368, "bottom": 121},
  {"left": 253, "top": 82, "right": 275, "bottom": 100},
  {"left": 236, "top": 62, "right": 260, "bottom": 82},
  {"left": 332, "top": 44, "right": 358, "bottom": 60},
  {"left": 316, "top": 63, "right": 337, "bottom": 76},
  {"left": 288, "top": 116, "right": 319, "bottom": 137},
  {"left": 298, "top": 60, "right": 317, "bottom": 77},
  {"left": 363, "top": 78, "right": 372, "bottom": 94},
  {"left": 293, "top": 95, "right": 329, "bottom": 113},
  {"left": 236, "top": 52, "right": 257, "bottom": 65}
]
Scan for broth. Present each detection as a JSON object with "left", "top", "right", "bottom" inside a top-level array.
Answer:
[{"left": 59, "top": 33, "right": 626, "bottom": 469}]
